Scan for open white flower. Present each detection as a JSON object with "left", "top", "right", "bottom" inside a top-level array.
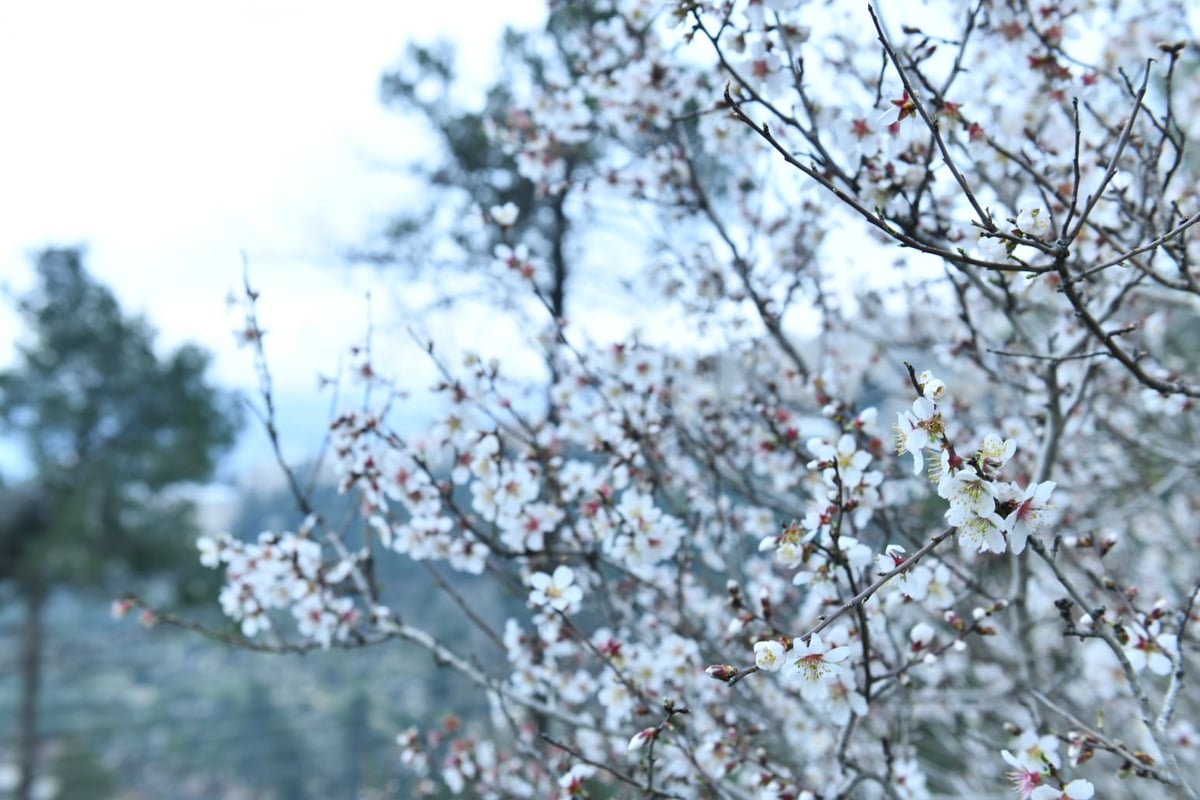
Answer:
[
  {"left": 528, "top": 565, "right": 583, "bottom": 613},
  {"left": 1001, "top": 480, "right": 1056, "bottom": 554},
  {"left": 1125, "top": 624, "right": 1177, "bottom": 675},
  {"left": 790, "top": 632, "right": 851, "bottom": 683}
]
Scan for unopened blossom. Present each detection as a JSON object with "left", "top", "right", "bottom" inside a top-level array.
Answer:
[
  {"left": 754, "top": 639, "right": 787, "bottom": 672},
  {"left": 1017, "top": 206, "right": 1052, "bottom": 239},
  {"left": 239, "top": 609, "right": 271, "bottom": 638},
  {"left": 976, "top": 433, "right": 1016, "bottom": 474},
  {"left": 490, "top": 201, "right": 519, "bottom": 227},
  {"left": 528, "top": 565, "right": 583, "bottom": 613},
  {"left": 705, "top": 664, "right": 738, "bottom": 682},
  {"left": 909, "top": 622, "right": 935, "bottom": 651},
  {"left": 627, "top": 727, "right": 658, "bottom": 751},
  {"left": 917, "top": 370, "right": 945, "bottom": 400}
]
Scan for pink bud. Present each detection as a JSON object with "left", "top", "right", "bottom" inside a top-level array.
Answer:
[
  {"left": 628, "top": 728, "right": 658, "bottom": 751},
  {"left": 705, "top": 664, "right": 737, "bottom": 682}
]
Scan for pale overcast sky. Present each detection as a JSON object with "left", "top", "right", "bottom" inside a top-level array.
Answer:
[{"left": 0, "top": 2, "right": 544, "bottom": 478}]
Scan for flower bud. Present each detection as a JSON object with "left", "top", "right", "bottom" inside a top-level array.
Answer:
[
  {"left": 705, "top": 664, "right": 738, "bottom": 682},
  {"left": 628, "top": 728, "right": 658, "bottom": 751}
]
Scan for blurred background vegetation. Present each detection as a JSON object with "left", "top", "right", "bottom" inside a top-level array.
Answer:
[
  {"left": 0, "top": 10, "right": 573, "bottom": 796},
  {"left": 0, "top": 251, "right": 512, "bottom": 799}
]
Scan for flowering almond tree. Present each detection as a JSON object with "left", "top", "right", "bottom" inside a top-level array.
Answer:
[{"left": 131, "top": 1, "right": 1200, "bottom": 797}]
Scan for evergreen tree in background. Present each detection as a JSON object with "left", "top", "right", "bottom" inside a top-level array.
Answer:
[{"left": 0, "top": 248, "right": 239, "bottom": 800}]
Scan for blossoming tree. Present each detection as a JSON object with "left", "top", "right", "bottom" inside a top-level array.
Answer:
[{"left": 133, "top": 1, "right": 1200, "bottom": 797}]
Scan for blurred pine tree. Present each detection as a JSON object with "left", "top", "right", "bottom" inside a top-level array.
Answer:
[{"left": 0, "top": 247, "right": 239, "bottom": 800}]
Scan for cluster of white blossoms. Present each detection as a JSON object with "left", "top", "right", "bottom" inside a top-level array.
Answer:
[
  {"left": 753, "top": 632, "right": 856, "bottom": 708},
  {"left": 1002, "top": 731, "right": 1096, "bottom": 799},
  {"left": 192, "top": 347, "right": 1192, "bottom": 797},
  {"left": 197, "top": 530, "right": 358, "bottom": 648},
  {"left": 756, "top": 406, "right": 884, "bottom": 571},
  {"left": 974, "top": 204, "right": 1055, "bottom": 261},
  {"left": 896, "top": 371, "right": 1057, "bottom": 554},
  {"left": 170, "top": 0, "right": 1200, "bottom": 796}
]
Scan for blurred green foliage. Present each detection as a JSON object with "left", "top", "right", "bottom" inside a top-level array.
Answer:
[
  {"left": 0, "top": 247, "right": 240, "bottom": 800},
  {"left": 0, "top": 247, "right": 240, "bottom": 592}
]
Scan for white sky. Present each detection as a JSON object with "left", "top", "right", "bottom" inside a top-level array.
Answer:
[{"left": 0, "top": 2, "right": 544, "bottom": 478}]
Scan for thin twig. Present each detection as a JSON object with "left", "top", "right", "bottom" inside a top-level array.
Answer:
[
  {"left": 1028, "top": 537, "right": 1198, "bottom": 799},
  {"left": 1029, "top": 689, "right": 1177, "bottom": 787},
  {"left": 727, "top": 527, "right": 956, "bottom": 686},
  {"left": 1080, "top": 209, "right": 1200, "bottom": 277},
  {"left": 868, "top": 5, "right": 993, "bottom": 230},
  {"left": 1065, "top": 61, "right": 1154, "bottom": 244},
  {"left": 722, "top": 87, "right": 1049, "bottom": 275}
]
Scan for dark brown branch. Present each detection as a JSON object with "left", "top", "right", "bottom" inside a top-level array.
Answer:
[{"left": 868, "top": 5, "right": 993, "bottom": 231}]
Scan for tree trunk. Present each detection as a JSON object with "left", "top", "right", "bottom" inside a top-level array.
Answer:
[{"left": 16, "top": 579, "right": 46, "bottom": 800}]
